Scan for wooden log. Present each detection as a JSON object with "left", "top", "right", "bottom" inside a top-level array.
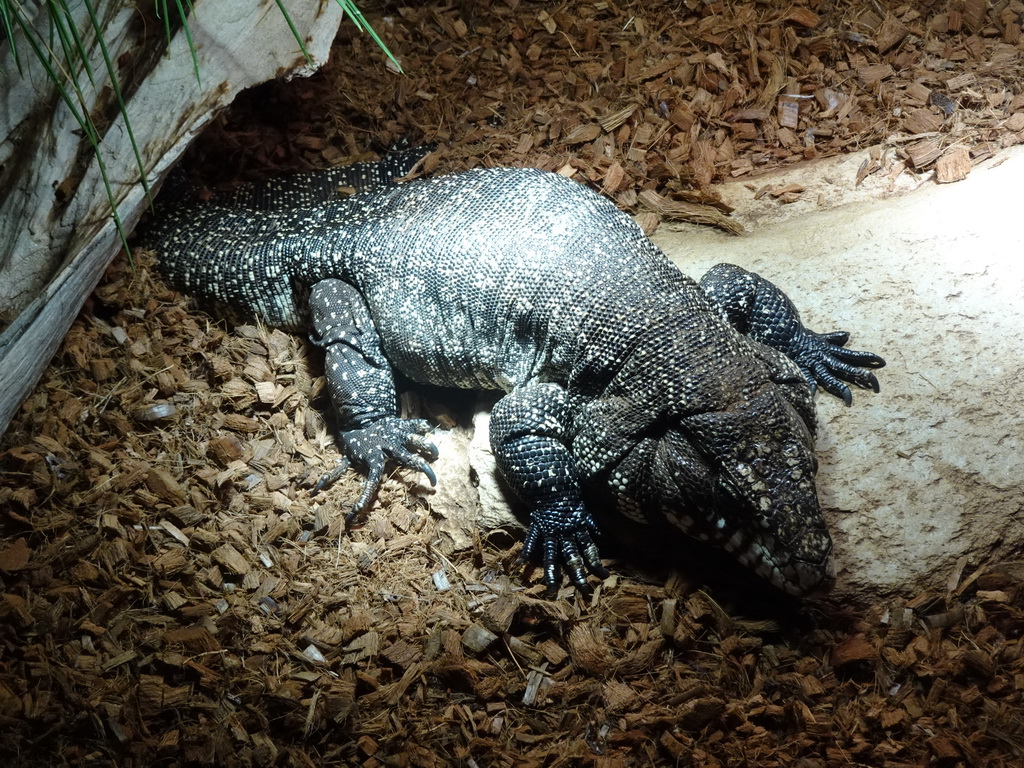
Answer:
[{"left": 0, "top": 1, "right": 345, "bottom": 437}]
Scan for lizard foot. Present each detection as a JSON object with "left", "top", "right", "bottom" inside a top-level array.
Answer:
[
  {"left": 520, "top": 503, "right": 609, "bottom": 597},
  {"left": 792, "top": 329, "right": 886, "bottom": 406},
  {"left": 312, "top": 417, "right": 437, "bottom": 523}
]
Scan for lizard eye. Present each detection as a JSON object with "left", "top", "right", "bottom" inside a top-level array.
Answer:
[{"left": 714, "top": 472, "right": 743, "bottom": 503}]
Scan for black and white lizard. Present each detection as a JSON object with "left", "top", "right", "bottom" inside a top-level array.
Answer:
[{"left": 139, "top": 148, "right": 884, "bottom": 597}]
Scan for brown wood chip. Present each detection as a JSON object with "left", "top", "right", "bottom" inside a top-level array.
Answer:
[
  {"left": 211, "top": 543, "right": 250, "bottom": 575},
  {"left": 903, "top": 108, "right": 943, "bottom": 134},
  {"left": 857, "top": 63, "right": 894, "bottom": 86},
  {"left": 638, "top": 189, "right": 744, "bottom": 235},
  {"left": 0, "top": 538, "right": 30, "bottom": 572},
  {"left": 832, "top": 633, "right": 879, "bottom": 666},
  {"left": 936, "top": 146, "right": 972, "bottom": 183},
  {"left": 905, "top": 138, "right": 943, "bottom": 169}
]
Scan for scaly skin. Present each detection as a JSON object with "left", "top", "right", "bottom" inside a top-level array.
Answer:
[{"left": 140, "top": 152, "right": 884, "bottom": 597}]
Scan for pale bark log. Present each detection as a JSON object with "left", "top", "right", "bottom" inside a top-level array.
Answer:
[{"left": 0, "top": 0, "right": 344, "bottom": 436}]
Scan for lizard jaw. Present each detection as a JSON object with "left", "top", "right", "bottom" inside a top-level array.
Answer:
[
  {"left": 730, "top": 529, "right": 836, "bottom": 596},
  {"left": 665, "top": 505, "right": 836, "bottom": 596}
]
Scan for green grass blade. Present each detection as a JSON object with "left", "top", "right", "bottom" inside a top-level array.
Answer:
[
  {"left": 273, "top": 0, "right": 312, "bottom": 65},
  {"left": 335, "top": 0, "right": 402, "bottom": 73},
  {"left": 10, "top": 11, "right": 83, "bottom": 125},
  {"left": 153, "top": 0, "right": 172, "bottom": 47},
  {"left": 62, "top": 1, "right": 99, "bottom": 84},
  {"left": 172, "top": 0, "right": 200, "bottom": 85},
  {"left": 9, "top": 5, "right": 130, "bottom": 254},
  {"left": 80, "top": 0, "right": 152, "bottom": 202},
  {"left": 50, "top": 0, "right": 96, "bottom": 86},
  {"left": 45, "top": 2, "right": 80, "bottom": 84},
  {"left": 1, "top": 0, "right": 24, "bottom": 73}
]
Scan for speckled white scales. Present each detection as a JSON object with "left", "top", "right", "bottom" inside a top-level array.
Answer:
[{"left": 141, "top": 152, "right": 884, "bottom": 597}]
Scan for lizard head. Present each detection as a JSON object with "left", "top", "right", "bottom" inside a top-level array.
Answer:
[{"left": 573, "top": 334, "right": 833, "bottom": 596}]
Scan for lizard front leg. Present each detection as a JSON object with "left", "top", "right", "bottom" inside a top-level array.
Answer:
[
  {"left": 308, "top": 279, "right": 437, "bottom": 521},
  {"left": 490, "top": 382, "right": 609, "bottom": 596},
  {"left": 699, "top": 263, "right": 886, "bottom": 405}
]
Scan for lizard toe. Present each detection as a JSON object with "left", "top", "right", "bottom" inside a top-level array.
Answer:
[
  {"left": 404, "top": 432, "right": 439, "bottom": 462},
  {"left": 314, "top": 416, "right": 441, "bottom": 520},
  {"left": 311, "top": 457, "right": 351, "bottom": 496},
  {"left": 387, "top": 447, "right": 436, "bottom": 486},
  {"left": 346, "top": 462, "right": 386, "bottom": 524},
  {"left": 796, "top": 330, "right": 886, "bottom": 405},
  {"left": 521, "top": 506, "right": 607, "bottom": 597}
]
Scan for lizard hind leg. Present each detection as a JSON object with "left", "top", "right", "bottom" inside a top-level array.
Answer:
[{"left": 308, "top": 279, "right": 438, "bottom": 523}]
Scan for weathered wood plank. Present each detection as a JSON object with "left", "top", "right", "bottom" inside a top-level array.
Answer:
[{"left": 0, "top": 0, "right": 344, "bottom": 436}]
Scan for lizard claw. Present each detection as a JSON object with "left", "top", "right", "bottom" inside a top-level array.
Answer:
[
  {"left": 311, "top": 457, "right": 351, "bottom": 496},
  {"left": 405, "top": 432, "right": 440, "bottom": 462},
  {"left": 793, "top": 329, "right": 885, "bottom": 406},
  {"left": 520, "top": 503, "right": 609, "bottom": 597},
  {"left": 314, "top": 417, "right": 438, "bottom": 522}
]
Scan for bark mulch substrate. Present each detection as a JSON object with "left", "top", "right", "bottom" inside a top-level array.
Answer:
[
  {"left": 3, "top": 1, "right": 1024, "bottom": 765},
  {"left": 190, "top": 0, "right": 1024, "bottom": 229}
]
